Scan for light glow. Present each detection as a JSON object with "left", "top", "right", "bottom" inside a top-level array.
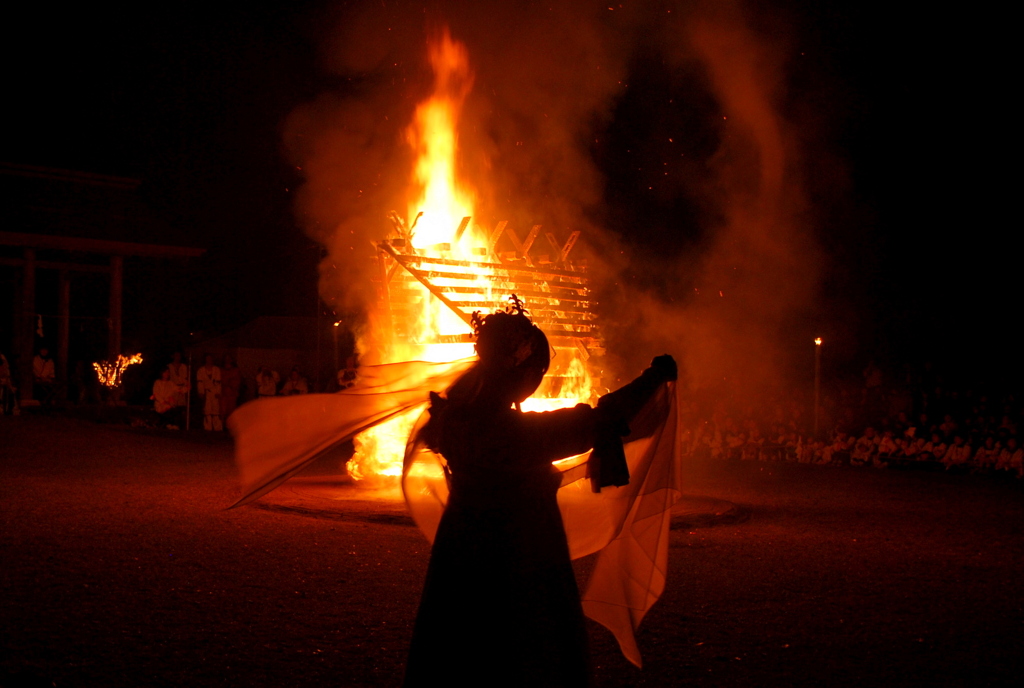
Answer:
[{"left": 93, "top": 353, "right": 144, "bottom": 388}]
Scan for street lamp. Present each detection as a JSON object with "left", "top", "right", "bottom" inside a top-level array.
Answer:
[{"left": 814, "top": 338, "right": 822, "bottom": 437}]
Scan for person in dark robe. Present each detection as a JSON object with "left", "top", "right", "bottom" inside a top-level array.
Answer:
[
  {"left": 404, "top": 297, "right": 675, "bottom": 687},
  {"left": 220, "top": 354, "right": 242, "bottom": 421}
]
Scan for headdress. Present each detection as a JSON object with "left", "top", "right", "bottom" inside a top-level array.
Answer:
[{"left": 471, "top": 295, "right": 549, "bottom": 374}]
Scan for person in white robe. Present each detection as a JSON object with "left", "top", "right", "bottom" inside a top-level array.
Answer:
[{"left": 151, "top": 369, "right": 180, "bottom": 428}]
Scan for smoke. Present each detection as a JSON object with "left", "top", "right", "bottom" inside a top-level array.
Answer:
[
  {"left": 284, "top": 0, "right": 824, "bottom": 400},
  {"left": 597, "top": 1, "right": 821, "bottom": 403}
]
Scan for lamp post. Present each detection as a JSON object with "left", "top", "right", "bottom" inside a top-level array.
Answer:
[{"left": 814, "top": 337, "right": 822, "bottom": 437}]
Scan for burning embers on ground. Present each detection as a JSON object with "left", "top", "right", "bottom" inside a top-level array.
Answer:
[{"left": 345, "top": 30, "right": 602, "bottom": 483}]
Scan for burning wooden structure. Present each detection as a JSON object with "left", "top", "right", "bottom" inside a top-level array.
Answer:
[{"left": 372, "top": 216, "right": 605, "bottom": 398}]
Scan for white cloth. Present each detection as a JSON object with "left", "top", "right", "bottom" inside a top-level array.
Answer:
[{"left": 228, "top": 359, "right": 683, "bottom": 668}]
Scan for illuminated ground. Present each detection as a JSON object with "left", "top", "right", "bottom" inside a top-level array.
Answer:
[{"left": 2, "top": 416, "right": 1022, "bottom": 686}]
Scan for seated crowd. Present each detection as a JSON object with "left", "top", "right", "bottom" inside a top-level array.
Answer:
[{"left": 681, "top": 388, "right": 1024, "bottom": 479}]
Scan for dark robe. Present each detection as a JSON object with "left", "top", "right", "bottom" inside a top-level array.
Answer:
[
  {"left": 404, "top": 404, "right": 597, "bottom": 687},
  {"left": 220, "top": 365, "right": 242, "bottom": 419}
]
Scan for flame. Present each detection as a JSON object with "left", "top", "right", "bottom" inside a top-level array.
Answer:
[
  {"left": 814, "top": 337, "right": 822, "bottom": 346},
  {"left": 93, "top": 353, "right": 143, "bottom": 388},
  {"left": 347, "top": 30, "right": 594, "bottom": 484},
  {"left": 406, "top": 28, "right": 475, "bottom": 252}
]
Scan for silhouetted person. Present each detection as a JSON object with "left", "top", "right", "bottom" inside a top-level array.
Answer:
[
  {"left": 255, "top": 366, "right": 279, "bottom": 398},
  {"left": 151, "top": 368, "right": 180, "bottom": 429},
  {"left": 404, "top": 298, "right": 675, "bottom": 687},
  {"left": 196, "top": 354, "right": 222, "bottom": 431},
  {"left": 337, "top": 354, "right": 358, "bottom": 390},
  {"left": 33, "top": 347, "right": 56, "bottom": 405},
  {"left": 280, "top": 366, "right": 308, "bottom": 396},
  {"left": 220, "top": 354, "right": 242, "bottom": 420},
  {"left": 0, "top": 352, "right": 15, "bottom": 415},
  {"left": 167, "top": 352, "right": 189, "bottom": 411}
]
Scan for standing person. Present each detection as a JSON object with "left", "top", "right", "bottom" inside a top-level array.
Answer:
[
  {"left": 167, "top": 352, "right": 190, "bottom": 410},
  {"left": 33, "top": 347, "right": 56, "bottom": 405},
  {"left": 255, "top": 366, "right": 279, "bottom": 398},
  {"left": 279, "top": 366, "right": 308, "bottom": 396},
  {"left": 220, "top": 354, "right": 242, "bottom": 420},
  {"left": 337, "top": 354, "right": 359, "bottom": 390},
  {"left": 196, "top": 354, "right": 223, "bottom": 431},
  {"left": 403, "top": 299, "right": 676, "bottom": 687},
  {"left": 0, "top": 352, "right": 15, "bottom": 415},
  {"left": 151, "top": 368, "right": 180, "bottom": 428}
]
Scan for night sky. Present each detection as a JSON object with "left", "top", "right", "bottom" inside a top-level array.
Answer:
[{"left": 2, "top": 1, "right": 1011, "bottom": 385}]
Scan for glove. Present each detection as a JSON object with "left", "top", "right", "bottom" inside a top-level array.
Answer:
[{"left": 650, "top": 354, "right": 677, "bottom": 382}]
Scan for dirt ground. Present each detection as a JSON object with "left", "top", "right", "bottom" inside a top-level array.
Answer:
[{"left": 2, "top": 415, "right": 1022, "bottom": 687}]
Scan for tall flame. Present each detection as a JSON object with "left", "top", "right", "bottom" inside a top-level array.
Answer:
[
  {"left": 406, "top": 29, "right": 475, "bottom": 251},
  {"left": 350, "top": 29, "right": 479, "bottom": 484},
  {"left": 347, "top": 29, "right": 594, "bottom": 484}
]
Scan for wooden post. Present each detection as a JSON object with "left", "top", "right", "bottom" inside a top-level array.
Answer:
[
  {"left": 58, "top": 270, "right": 70, "bottom": 401},
  {"left": 108, "top": 255, "right": 123, "bottom": 360},
  {"left": 18, "top": 248, "right": 36, "bottom": 402}
]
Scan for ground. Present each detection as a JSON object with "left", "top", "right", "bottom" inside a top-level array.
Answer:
[{"left": 2, "top": 416, "right": 1022, "bottom": 687}]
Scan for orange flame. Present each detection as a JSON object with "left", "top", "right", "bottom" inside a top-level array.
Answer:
[
  {"left": 347, "top": 30, "right": 593, "bottom": 484},
  {"left": 406, "top": 28, "right": 475, "bottom": 252}
]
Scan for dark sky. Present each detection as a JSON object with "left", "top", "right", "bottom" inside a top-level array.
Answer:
[{"left": 3, "top": 1, "right": 1011, "bottom": 384}]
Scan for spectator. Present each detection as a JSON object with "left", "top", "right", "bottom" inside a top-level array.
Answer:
[
  {"left": 852, "top": 428, "right": 878, "bottom": 466},
  {"left": 0, "top": 352, "right": 15, "bottom": 415},
  {"left": 33, "top": 347, "right": 56, "bottom": 404},
  {"left": 220, "top": 354, "right": 241, "bottom": 421},
  {"left": 256, "top": 367, "right": 280, "bottom": 397},
  {"left": 337, "top": 354, "right": 359, "bottom": 390},
  {"left": 974, "top": 436, "right": 1000, "bottom": 472},
  {"left": 280, "top": 366, "right": 309, "bottom": 396},
  {"left": 151, "top": 369, "right": 180, "bottom": 429},
  {"left": 167, "top": 352, "right": 189, "bottom": 410},
  {"left": 922, "top": 433, "right": 947, "bottom": 463},
  {"left": 196, "top": 354, "right": 222, "bottom": 431},
  {"left": 943, "top": 435, "right": 972, "bottom": 470}
]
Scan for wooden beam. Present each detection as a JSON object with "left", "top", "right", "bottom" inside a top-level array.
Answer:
[
  {"left": 559, "top": 231, "right": 581, "bottom": 263},
  {"left": 486, "top": 221, "right": 508, "bottom": 254},
  {"left": 521, "top": 224, "right": 542, "bottom": 264},
  {"left": 391, "top": 253, "right": 589, "bottom": 282},
  {"left": 0, "top": 231, "right": 205, "bottom": 258},
  {"left": 452, "top": 217, "right": 471, "bottom": 244},
  {"left": 378, "top": 242, "right": 474, "bottom": 327},
  {"left": 0, "top": 257, "right": 111, "bottom": 273}
]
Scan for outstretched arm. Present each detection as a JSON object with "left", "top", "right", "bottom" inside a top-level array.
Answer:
[
  {"left": 597, "top": 355, "right": 677, "bottom": 424},
  {"left": 589, "top": 355, "right": 677, "bottom": 490}
]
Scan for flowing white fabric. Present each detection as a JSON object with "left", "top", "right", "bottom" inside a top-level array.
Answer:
[
  {"left": 404, "top": 379, "right": 682, "bottom": 667},
  {"left": 230, "top": 359, "right": 682, "bottom": 668},
  {"left": 228, "top": 359, "right": 473, "bottom": 508}
]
